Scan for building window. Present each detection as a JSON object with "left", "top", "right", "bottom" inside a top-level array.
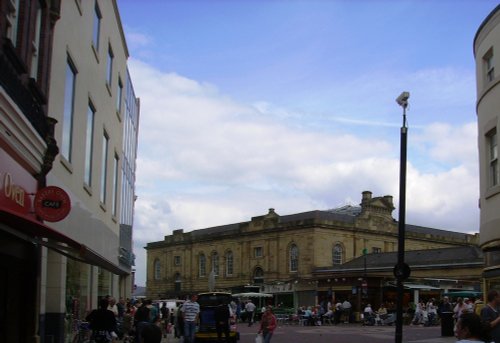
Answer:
[
  {"left": 92, "top": 1, "right": 101, "bottom": 50},
  {"left": 199, "top": 254, "right": 206, "bottom": 277},
  {"left": 112, "top": 153, "right": 119, "bottom": 217},
  {"left": 30, "top": 7, "right": 42, "bottom": 79},
  {"left": 106, "top": 45, "right": 114, "bottom": 86},
  {"left": 211, "top": 252, "right": 219, "bottom": 276},
  {"left": 289, "top": 244, "right": 298, "bottom": 272},
  {"left": 62, "top": 58, "right": 77, "bottom": 162},
  {"left": 174, "top": 256, "right": 181, "bottom": 266},
  {"left": 100, "top": 131, "right": 109, "bottom": 204},
  {"left": 154, "top": 259, "right": 161, "bottom": 280},
  {"left": 254, "top": 247, "right": 263, "bottom": 258},
  {"left": 84, "top": 101, "right": 95, "bottom": 186},
  {"left": 372, "top": 247, "right": 382, "bottom": 253},
  {"left": 226, "top": 251, "right": 233, "bottom": 276},
  {"left": 333, "top": 244, "right": 343, "bottom": 265},
  {"left": 174, "top": 273, "right": 181, "bottom": 292},
  {"left": 253, "top": 267, "right": 264, "bottom": 284},
  {"left": 484, "top": 49, "right": 495, "bottom": 83},
  {"left": 116, "top": 77, "right": 123, "bottom": 114},
  {"left": 6, "top": 0, "right": 20, "bottom": 47},
  {"left": 487, "top": 128, "right": 498, "bottom": 187}
]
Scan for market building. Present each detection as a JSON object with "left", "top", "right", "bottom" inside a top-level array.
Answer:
[
  {"left": 0, "top": 1, "right": 139, "bottom": 342},
  {"left": 474, "top": 4, "right": 500, "bottom": 293},
  {"left": 146, "top": 191, "right": 481, "bottom": 312}
]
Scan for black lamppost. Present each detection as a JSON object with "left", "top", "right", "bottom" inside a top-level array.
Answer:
[{"left": 394, "top": 92, "right": 411, "bottom": 343}]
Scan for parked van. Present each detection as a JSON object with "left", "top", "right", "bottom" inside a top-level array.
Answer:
[{"left": 195, "top": 292, "right": 239, "bottom": 343}]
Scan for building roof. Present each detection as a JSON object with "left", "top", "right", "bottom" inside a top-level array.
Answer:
[
  {"left": 314, "top": 245, "right": 484, "bottom": 273},
  {"left": 149, "top": 192, "right": 478, "bottom": 248},
  {"left": 167, "top": 209, "right": 470, "bottom": 242}
]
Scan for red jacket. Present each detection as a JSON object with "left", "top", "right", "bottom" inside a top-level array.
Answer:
[{"left": 259, "top": 313, "right": 277, "bottom": 333}]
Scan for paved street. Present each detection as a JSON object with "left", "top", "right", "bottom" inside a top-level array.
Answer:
[
  {"left": 236, "top": 323, "right": 456, "bottom": 343},
  {"left": 160, "top": 323, "right": 456, "bottom": 343}
]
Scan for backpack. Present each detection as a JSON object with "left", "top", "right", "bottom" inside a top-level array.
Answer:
[{"left": 135, "top": 305, "right": 150, "bottom": 323}]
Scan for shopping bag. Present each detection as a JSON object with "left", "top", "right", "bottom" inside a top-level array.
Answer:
[{"left": 255, "top": 333, "right": 263, "bottom": 343}]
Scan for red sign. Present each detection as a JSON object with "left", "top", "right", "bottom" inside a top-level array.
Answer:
[
  {"left": 34, "top": 186, "right": 71, "bottom": 222},
  {"left": 0, "top": 149, "right": 37, "bottom": 217}
]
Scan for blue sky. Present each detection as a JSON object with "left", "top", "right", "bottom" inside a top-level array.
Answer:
[{"left": 117, "top": 0, "right": 498, "bottom": 286}]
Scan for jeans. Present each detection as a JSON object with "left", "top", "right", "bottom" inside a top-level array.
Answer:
[
  {"left": 264, "top": 331, "right": 273, "bottom": 343},
  {"left": 184, "top": 321, "right": 197, "bottom": 343},
  {"left": 247, "top": 311, "right": 254, "bottom": 326},
  {"left": 134, "top": 321, "right": 148, "bottom": 343}
]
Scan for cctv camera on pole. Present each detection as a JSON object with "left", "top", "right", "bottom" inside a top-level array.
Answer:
[{"left": 395, "top": 91, "right": 411, "bottom": 343}]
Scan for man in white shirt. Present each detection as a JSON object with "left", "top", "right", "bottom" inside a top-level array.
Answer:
[
  {"left": 342, "top": 299, "right": 352, "bottom": 323},
  {"left": 245, "top": 300, "right": 256, "bottom": 327},
  {"left": 181, "top": 294, "right": 200, "bottom": 343}
]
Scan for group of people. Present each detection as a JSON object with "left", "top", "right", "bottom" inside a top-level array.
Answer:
[
  {"left": 409, "top": 295, "right": 485, "bottom": 327},
  {"left": 454, "top": 289, "right": 500, "bottom": 343},
  {"left": 362, "top": 303, "right": 395, "bottom": 326},
  {"left": 84, "top": 296, "right": 163, "bottom": 343},
  {"left": 400, "top": 289, "right": 500, "bottom": 343},
  {"left": 292, "top": 299, "right": 355, "bottom": 326}
]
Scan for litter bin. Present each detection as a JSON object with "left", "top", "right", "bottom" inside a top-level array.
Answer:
[{"left": 440, "top": 312, "right": 454, "bottom": 336}]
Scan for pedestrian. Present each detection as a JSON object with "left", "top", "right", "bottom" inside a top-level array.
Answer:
[
  {"left": 454, "top": 312, "right": 491, "bottom": 343},
  {"left": 258, "top": 306, "right": 277, "bottom": 343},
  {"left": 455, "top": 297, "right": 468, "bottom": 320},
  {"left": 181, "top": 294, "right": 200, "bottom": 343},
  {"left": 134, "top": 300, "right": 150, "bottom": 343},
  {"left": 145, "top": 299, "right": 159, "bottom": 324},
  {"left": 481, "top": 289, "right": 500, "bottom": 343},
  {"left": 121, "top": 304, "right": 134, "bottom": 340},
  {"left": 107, "top": 297, "right": 119, "bottom": 317},
  {"left": 174, "top": 304, "right": 184, "bottom": 339},
  {"left": 86, "top": 297, "right": 117, "bottom": 342},
  {"left": 342, "top": 299, "right": 352, "bottom": 323},
  {"left": 160, "top": 302, "right": 170, "bottom": 337},
  {"left": 141, "top": 322, "right": 162, "bottom": 343},
  {"left": 245, "top": 299, "right": 256, "bottom": 327}
]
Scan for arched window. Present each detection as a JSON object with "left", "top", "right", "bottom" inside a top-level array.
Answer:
[
  {"left": 199, "top": 253, "right": 206, "bottom": 277},
  {"left": 154, "top": 259, "right": 161, "bottom": 280},
  {"left": 174, "top": 272, "right": 181, "bottom": 292},
  {"left": 212, "top": 251, "right": 219, "bottom": 276},
  {"left": 226, "top": 251, "right": 233, "bottom": 276},
  {"left": 333, "top": 244, "right": 344, "bottom": 265},
  {"left": 253, "top": 267, "right": 264, "bottom": 284},
  {"left": 289, "top": 244, "right": 298, "bottom": 272}
]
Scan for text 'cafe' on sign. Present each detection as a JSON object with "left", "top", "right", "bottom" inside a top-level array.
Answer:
[{"left": 34, "top": 186, "right": 71, "bottom": 222}]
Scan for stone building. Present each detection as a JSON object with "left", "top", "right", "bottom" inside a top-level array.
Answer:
[
  {"left": 146, "top": 191, "right": 480, "bottom": 309},
  {"left": 474, "top": 4, "right": 500, "bottom": 293}
]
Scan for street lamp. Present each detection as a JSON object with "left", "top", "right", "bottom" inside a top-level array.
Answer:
[{"left": 394, "top": 91, "right": 411, "bottom": 343}]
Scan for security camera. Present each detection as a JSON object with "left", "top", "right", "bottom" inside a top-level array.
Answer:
[{"left": 396, "top": 91, "right": 410, "bottom": 107}]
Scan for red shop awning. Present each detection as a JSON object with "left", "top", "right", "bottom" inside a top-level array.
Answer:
[{"left": 0, "top": 207, "right": 128, "bottom": 275}]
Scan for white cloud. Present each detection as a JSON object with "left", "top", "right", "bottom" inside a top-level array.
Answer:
[{"left": 129, "top": 60, "right": 480, "bottom": 286}]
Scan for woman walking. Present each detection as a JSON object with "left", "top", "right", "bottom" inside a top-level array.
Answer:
[
  {"left": 454, "top": 312, "right": 491, "bottom": 342},
  {"left": 258, "top": 306, "right": 277, "bottom": 343}
]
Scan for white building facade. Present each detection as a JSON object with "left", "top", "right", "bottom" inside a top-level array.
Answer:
[
  {"left": 474, "top": 4, "right": 500, "bottom": 291},
  {"left": 42, "top": 1, "right": 139, "bottom": 342}
]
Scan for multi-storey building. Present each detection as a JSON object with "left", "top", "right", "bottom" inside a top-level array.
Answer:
[
  {"left": 146, "top": 191, "right": 480, "bottom": 310},
  {"left": 42, "top": 1, "right": 140, "bottom": 342},
  {"left": 474, "top": 4, "right": 500, "bottom": 292},
  {"left": 0, "top": 1, "right": 61, "bottom": 342},
  {"left": 0, "top": 1, "right": 139, "bottom": 342}
]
